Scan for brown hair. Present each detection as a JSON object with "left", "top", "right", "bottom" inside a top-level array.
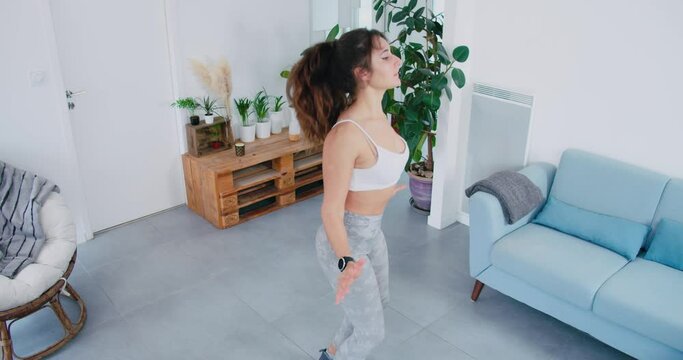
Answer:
[{"left": 286, "top": 28, "right": 387, "bottom": 143}]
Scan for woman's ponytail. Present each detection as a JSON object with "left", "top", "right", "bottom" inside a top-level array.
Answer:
[
  {"left": 286, "top": 41, "right": 347, "bottom": 143},
  {"left": 286, "top": 28, "right": 386, "bottom": 143}
]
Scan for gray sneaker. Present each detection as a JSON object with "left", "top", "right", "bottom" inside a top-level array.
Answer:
[{"left": 318, "top": 348, "right": 333, "bottom": 360}]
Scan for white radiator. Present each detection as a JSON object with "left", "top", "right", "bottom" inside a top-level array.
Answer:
[{"left": 461, "top": 83, "right": 534, "bottom": 214}]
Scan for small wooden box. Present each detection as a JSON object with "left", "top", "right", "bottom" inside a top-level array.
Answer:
[{"left": 186, "top": 117, "right": 229, "bottom": 157}]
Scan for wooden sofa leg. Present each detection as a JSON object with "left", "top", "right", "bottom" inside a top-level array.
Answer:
[
  {"left": 1, "top": 320, "right": 13, "bottom": 360},
  {"left": 471, "top": 280, "right": 485, "bottom": 302}
]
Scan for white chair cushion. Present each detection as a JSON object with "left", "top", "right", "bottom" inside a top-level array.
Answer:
[{"left": 0, "top": 192, "right": 76, "bottom": 311}]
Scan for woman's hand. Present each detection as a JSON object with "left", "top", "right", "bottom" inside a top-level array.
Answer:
[{"left": 335, "top": 257, "right": 367, "bottom": 304}]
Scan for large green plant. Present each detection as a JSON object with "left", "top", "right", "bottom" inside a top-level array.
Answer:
[{"left": 374, "top": 0, "right": 469, "bottom": 176}]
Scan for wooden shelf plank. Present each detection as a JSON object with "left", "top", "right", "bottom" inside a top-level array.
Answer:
[
  {"left": 233, "top": 163, "right": 271, "bottom": 180},
  {"left": 295, "top": 170, "right": 323, "bottom": 187},
  {"left": 238, "top": 185, "right": 278, "bottom": 208},
  {"left": 232, "top": 169, "right": 280, "bottom": 192},
  {"left": 294, "top": 153, "right": 323, "bottom": 172}
]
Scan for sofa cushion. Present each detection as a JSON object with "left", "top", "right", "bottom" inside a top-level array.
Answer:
[
  {"left": 533, "top": 196, "right": 650, "bottom": 260},
  {"left": 550, "top": 149, "right": 668, "bottom": 225},
  {"left": 647, "top": 179, "right": 683, "bottom": 250},
  {"left": 644, "top": 218, "right": 683, "bottom": 271},
  {"left": 491, "top": 223, "right": 628, "bottom": 310},
  {"left": 0, "top": 192, "right": 76, "bottom": 311},
  {"left": 594, "top": 258, "right": 683, "bottom": 352}
]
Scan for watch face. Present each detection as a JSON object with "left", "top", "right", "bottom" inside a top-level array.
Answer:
[{"left": 338, "top": 258, "right": 344, "bottom": 270}]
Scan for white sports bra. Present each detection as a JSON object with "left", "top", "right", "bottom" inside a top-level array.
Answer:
[{"left": 332, "top": 119, "right": 409, "bottom": 192}]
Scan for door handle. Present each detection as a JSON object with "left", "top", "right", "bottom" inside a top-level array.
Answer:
[{"left": 65, "top": 90, "right": 86, "bottom": 98}]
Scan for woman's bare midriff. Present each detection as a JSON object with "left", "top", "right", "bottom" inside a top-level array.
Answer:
[{"left": 344, "top": 186, "right": 397, "bottom": 216}]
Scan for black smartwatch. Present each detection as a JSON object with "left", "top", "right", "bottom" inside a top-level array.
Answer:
[{"left": 338, "top": 256, "right": 355, "bottom": 272}]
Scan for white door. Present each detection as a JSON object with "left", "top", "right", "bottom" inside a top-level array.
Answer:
[{"left": 50, "top": 0, "right": 185, "bottom": 232}]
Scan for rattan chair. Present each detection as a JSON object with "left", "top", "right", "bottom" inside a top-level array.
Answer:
[{"left": 0, "top": 192, "right": 86, "bottom": 359}]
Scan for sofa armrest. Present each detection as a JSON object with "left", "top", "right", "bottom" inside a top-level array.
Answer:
[{"left": 469, "top": 162, "right": 556, "bottom": 277}]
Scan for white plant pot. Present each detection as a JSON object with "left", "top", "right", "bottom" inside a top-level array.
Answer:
[
  {"left": 256, "top": 120, "right": 271, "bottom": 139},
  {"left": 283, "top": 107, "right": 292, "bottom": 127},
  {"left": 270, "top": 111, "right": 284, "bottom": 134},
  {"left": 204, "top": 113, "right": 215, "bottom": 124},
  {"left": 240, "top": 124, "right": 256, "bottom": 143},
  {"left": 288, "top": 110, "right": 301, "bottom": 141}
]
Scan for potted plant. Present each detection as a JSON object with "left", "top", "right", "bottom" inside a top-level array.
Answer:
[
  {"left": 252, "top": 90, "right": 271, "bottom": 139},
  {"left": 207, "top": 124, "right": 223, "bottom": 149},
  {"left": 197, "top": 96, "right": 219, "bottom": 124},
  {"left": 374, "top": 0, "right": 469, "bottom": 212},
  {"left": 171, "top": 97, "right": 200, "bottom": 125},
  {"left": 234, "top": 97, "right": 255, "bottom": 143},
  {"left": 270, "top": 95, "right": 286, "bottom": 134}
]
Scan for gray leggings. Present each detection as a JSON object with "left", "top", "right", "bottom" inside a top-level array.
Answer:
[{"left": 315, "top": 211, "right": 389, "bottom": 360}]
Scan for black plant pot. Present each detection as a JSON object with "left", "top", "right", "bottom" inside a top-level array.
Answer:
[{"left": 190, "top": 115, "right": 200, "bottom": 126}]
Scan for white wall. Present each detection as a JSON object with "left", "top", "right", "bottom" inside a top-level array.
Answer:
[
  {"left": 0, "top": 0, "right": 91, "bottom": 242},
  {"left": 470, "top": 0, "right": 683, "bottom": 178},
  {"left": 169, "top": 0, "right": 310, "bottom": 146}
]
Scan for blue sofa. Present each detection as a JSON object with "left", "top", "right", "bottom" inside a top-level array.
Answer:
[{"left": 469, "top": 149, "right": 683, "bottom": 359}]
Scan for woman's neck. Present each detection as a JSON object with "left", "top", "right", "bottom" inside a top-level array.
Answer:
[{"left": 349, "top": 87, "right": 386, "bottom": 121}]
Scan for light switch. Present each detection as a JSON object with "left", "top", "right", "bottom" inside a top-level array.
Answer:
[{"left": 29, "top": 70, "right": 47, "bottom": 87}]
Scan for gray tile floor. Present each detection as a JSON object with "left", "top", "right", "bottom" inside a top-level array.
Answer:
[{"left": 9, "top": 182, "right": 632, "bottom": 359}]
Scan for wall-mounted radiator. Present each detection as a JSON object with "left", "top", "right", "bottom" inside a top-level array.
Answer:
[{"left": 461, "top": 83, "right": 534, "bottom": 214}]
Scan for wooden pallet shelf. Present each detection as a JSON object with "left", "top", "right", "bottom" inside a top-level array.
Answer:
[
  {"left": 182, "top": 131, "right": 324, "bottom": 228},
  {"left": 294, "top": 153, "right": 323, "bottom": 172}
]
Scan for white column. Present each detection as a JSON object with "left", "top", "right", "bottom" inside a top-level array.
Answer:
[{"left": 427, "top": 0, "right": 476, "bottom": 229}]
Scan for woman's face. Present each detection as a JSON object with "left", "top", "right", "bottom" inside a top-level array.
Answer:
[{"left": 366, "top": 36, "right": 402, "bottom": 90}]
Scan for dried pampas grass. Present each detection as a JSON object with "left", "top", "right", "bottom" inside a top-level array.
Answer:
[
  {"left": 190, "top": 58, "right": 234, "bottom": 117},
  {"left": 190, "top": 57, "right": 235, "bottom": 147}
]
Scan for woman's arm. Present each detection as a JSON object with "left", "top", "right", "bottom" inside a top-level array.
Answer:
[{"left": 320, "top": 124, "right": 358, "bottom": 259}]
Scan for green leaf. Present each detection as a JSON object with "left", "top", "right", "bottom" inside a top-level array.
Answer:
[
  {"left": 444, "top": 85, "right": 452, "bottom": 101},
  {"left": 405, "top": 17, "right": 415, "bottom": 30},
  {"left": 426, "top": 19, "right": 435, "bottom": 32},
  {"left": 437, "top": 51, "right": 449, "bottom": 64},
  {"left": 408, "top": 42, "right": 423, "bottom": 50},
  {"left": 326, "top": 24, "right": 339, "bottom": 42},
  {"left": 405, "top": 107, "right": 419, "bottom": 123},
  {"left": 414, "top": 18, "right": 425, "bottom": 32},
  {"left": 279, "top": 70, "right": 290, "bottom": 79},
  {"left": 413, "top": 132, "right": 427, "bottom": 162},
  {"left": 398, "top": 29, "right": 407, "bottom": 42},
  {"left": 373, "top": 0, "right": 383, "bottom": 11},
  {"left": 390, "top": 45, "right": 401, "bottom": 58},
  {"left": 375, "top": 5, "right": 384, "bottom": 23},
  {"left": 393, "top": 10, "right": 408, "bottom": 22},
  {"left": 431, "top": 75, "right": 447, "bottom": 91},
  {"left": 451, "top": 68, "right": 466, "bottom": 88},
  {"left": 407, "top": 0, "right": 417, "bottom": 11},
  {"left": 386, "top": 11, "right": 393, "bottom": 31},
  {"left": 413, "top": 7, "right": 425, "bottom": 18},
  {"left": 437, "top": 43, "right": 450, "bottom": 63},
  {"left": 417, "top": 68, "right": 432, "bottom": 77},
  {"left": 452, "top": 45, "right": 469, "bottom": 62},
  {"left": 433, "top": 21, "right": 443, "bottom": 37}
]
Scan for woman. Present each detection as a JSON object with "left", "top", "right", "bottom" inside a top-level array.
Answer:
[{"left": 287, "top": 28, "right": 407, "bottom": 360}]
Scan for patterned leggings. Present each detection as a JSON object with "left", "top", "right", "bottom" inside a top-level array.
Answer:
[{"left": 315, "top": 211, "right": 389, "bottom": 360}]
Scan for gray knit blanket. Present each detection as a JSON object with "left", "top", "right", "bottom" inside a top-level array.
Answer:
[
  {"left": 0, "top": 161, "right": 59, "bottom": 278},
  {"left": 465, "top": 170, "right": 543, "bottom": 224}
]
